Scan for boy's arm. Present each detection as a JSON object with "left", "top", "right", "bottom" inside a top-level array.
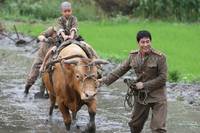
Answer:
[
  {"left": 69, "top": 16, "right": 78, "bottom": 39},
  {"left": 57, "top": 17, "right": 65, "bottom": 35},
  {"left": 56, "top": 17, "right": 69, "bottom": 40},
  {"left": 70, "top": 17, "right": 78, "bottom": 33}
]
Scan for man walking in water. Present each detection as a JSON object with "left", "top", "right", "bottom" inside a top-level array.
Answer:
[{"left": 100, "top": 30, "right": 168, "bottom": 133}]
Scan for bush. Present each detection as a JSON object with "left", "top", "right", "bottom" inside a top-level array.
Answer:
[
  {"left": 95, "top": 0, "right": 200, "bottom": 22},
  {"left": 169, "top": 70, "right": 181, "bottom": 82},
  {"left": 94, "top": 0, "right": 139, "bottom": 16},
  {"left": 135, "top": 0, "right": 200, "bottom": 22},
  {"left": 0, "top": 0, "right": 104, "bottom": 21},
  {"left": 1, "top": 0, "right": 199, "bottom": 22}
]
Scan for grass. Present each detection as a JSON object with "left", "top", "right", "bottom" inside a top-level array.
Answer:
[{"left": 1, "top": 19, "right": 200, "bottom": 81}]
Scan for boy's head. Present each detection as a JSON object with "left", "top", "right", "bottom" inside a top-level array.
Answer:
[{"left": 61, "top": 1, "right": 72, "bottom": 17}]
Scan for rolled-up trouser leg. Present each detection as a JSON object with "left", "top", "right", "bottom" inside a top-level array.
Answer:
[
  {"left": 129, "top": 101, "right": 150, "bottom": 133},
  {"left": 25, "top": 42, "right": 49, "bottom": 92},
  {"left": 26, "top": 58, "right": 42, "bottom": 86},
  {"left": 150, "top": 101, "right": 167, "bottom": 133}
]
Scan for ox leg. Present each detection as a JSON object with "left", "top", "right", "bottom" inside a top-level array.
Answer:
[
  {"left": 84, "top": 100, "right": 96, "bottom": 133},
  {"left": 58, "top": 102, "right": 71, "bottom": 131},
  {"left": 72, "top": 112, "right": 77, "bottom": 121},
  {"left": 49, "top": 93, "right": 56, "bottom": 116}
]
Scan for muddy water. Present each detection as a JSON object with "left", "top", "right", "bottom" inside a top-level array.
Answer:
[{"left": 0, "top": 37, "right": 200, "bottom": 133}]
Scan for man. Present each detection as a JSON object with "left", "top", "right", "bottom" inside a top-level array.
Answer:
[
  {"left": 100, "top": 30, "right": 168, "bottom": 133},
  {"left": 24, "top": 26, "right": 57, "bottom": 96}
]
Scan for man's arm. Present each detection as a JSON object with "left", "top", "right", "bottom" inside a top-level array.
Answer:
[
  {"left": 143, "top": 55, "right": 167, "bottom": 90},
  {"left": 103, "top": 55, "right": 131, "bottom": 86}
]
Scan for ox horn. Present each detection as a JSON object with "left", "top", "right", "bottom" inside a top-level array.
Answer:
[
  {"left": 63, "top": 59, "right": 79, "bottom": 65},
  {"left": 91, "top": 59, "right": 109, "bottom": 65}
]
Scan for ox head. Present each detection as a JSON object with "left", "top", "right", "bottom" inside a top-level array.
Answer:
[{"left": 63, "top": 58, "right": 108, "bottom": 100}]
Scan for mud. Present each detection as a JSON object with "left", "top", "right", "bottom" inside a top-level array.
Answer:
[{"left": 0, "top": 33, "right": 200, "bottom": 133}]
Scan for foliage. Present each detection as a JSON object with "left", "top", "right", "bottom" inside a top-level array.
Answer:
[
  {"left": 134, "top": 0, "right": 200, "bottom": 22},
  {"left": 1, "top": 0, "right": 200, "bottom": 22},
  {"left": 95, "top": 0, "right": 200, "bottom": 22},
  {"left": 6, "top": 20, "right": 200, "bottom": 81},
  {"left": 0, "top": 0, "right": 104, "bottom": 21},
  {"left": 169, "top": 70, "right": 181, "bottom": 82}
]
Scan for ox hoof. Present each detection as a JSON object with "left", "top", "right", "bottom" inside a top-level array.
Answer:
[
  {"left": 24, "top": 84, "right": 31, "bottom": 95},
  {"left": 83, "top": 122, "right": 96, "bottom": 133},
  {"left": 65, "top": 123, "right": 71, "bottom": 131},
  {"left": 34, "top": 92, "right": 49, "bottom": 99}
]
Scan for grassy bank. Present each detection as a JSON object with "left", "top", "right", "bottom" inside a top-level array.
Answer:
[{"left": 1, "top": 19, "right": 200, "bottom": 82}]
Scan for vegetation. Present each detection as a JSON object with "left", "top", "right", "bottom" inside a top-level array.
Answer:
[
  {"left": 169, "top": 70, "right": 181, "bottom": 82},
  {"left": 0, "top": 0, "right": 200, "bottom": 82},
  {"left": 0, "top": 0, "right": 104, "bottom": 21},
  {"left": 2, "top": 19, "right": 200, "bottom": 82},
  {"left": 0, "top": 0, "right": 199, "bottom": 22}
]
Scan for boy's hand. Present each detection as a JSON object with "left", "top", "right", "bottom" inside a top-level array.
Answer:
[
  {"left": 63, "top": 35, "right": 69, "bottom": 41},
  {"left": 68, "top": 35, "right": 74, "bottom": 40}
]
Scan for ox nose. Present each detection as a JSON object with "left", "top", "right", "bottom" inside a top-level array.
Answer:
[{"left": 85, "top": 91, "right": 97, "bottom": 98}]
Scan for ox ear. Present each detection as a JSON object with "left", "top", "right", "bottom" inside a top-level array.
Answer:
[
  {"left": 91, "top": 59, "right": 109, "bottom": 65},
  {"left": 63, "top": 59, "right": 79, "bottom": 65}
]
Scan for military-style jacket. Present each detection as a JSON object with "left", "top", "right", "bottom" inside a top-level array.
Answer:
[
  {"left": 56, "top": 15, "right": 78, "bottom": 36},
  {"left": 103, "top": 49, "right": 168, "bottom": 103},
  {"left": 41, "top": 27, "right": 57, "bottom": 38}
]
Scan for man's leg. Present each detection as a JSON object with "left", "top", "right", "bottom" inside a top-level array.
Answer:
[
  {"left": 25, "top": 58, "right": 42, "bottom": 94},
  {"left": 25, "top": 42, "right": 48, "bottom": 94},
  {"left": 150, "top": 100, "right": 167, "bottom": 133},
  {"left": 128, "top": 101, "right": 150, "bottom": 133}
]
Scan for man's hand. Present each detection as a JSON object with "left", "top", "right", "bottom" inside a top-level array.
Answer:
[
  {"left": 39, "top": 63, "right": 45, "bottom": 73},
  {"left": 136, "top": 82, "right": 144, "bottom": 90},
  {"left": 38, "top": 35, "right": 47, "bottom": 42}
]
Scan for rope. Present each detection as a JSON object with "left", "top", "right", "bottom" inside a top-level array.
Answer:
[{"left": 124, "top": 87, "right": 135, "bottom": 111}]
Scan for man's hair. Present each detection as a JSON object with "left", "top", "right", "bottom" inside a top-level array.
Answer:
[{"left": 136, "top": 30, "right": 152, "bottom": 42}]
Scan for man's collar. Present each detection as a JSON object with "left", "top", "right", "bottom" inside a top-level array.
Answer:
[{"left": 138, "top": 48, "right": 152, "bottom": 57}]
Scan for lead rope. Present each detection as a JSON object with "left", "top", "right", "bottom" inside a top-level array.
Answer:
[
  {"left": 124, "top": 87, "right": 135, "bottom": 111},
  {"left": 137, "top": 90, "right": 148, "bottom": 105}
]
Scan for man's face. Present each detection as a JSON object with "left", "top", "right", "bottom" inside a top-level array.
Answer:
[
  {"left": 138, "top": 37, "right": 151, "bottom": 54},
  {"left": 62, "top": 9, "right": 72, "bottom": 17}
]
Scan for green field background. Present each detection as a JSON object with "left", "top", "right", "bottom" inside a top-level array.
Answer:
[{"left": 3, "top": 20, "right": 200, "bottom": 81}]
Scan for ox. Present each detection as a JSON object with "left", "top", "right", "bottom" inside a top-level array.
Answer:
[{"left": 42, "top": 44, "right": 107, "bottom": 132}]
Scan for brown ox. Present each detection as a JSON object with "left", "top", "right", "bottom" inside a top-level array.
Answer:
[{"left": 42, "top": 44, "right": 107, "bottom": 132}]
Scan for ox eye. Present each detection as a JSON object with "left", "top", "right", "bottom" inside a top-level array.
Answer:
[{"left": 76, "top": 74, "right": 80, "bottom": 79}]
